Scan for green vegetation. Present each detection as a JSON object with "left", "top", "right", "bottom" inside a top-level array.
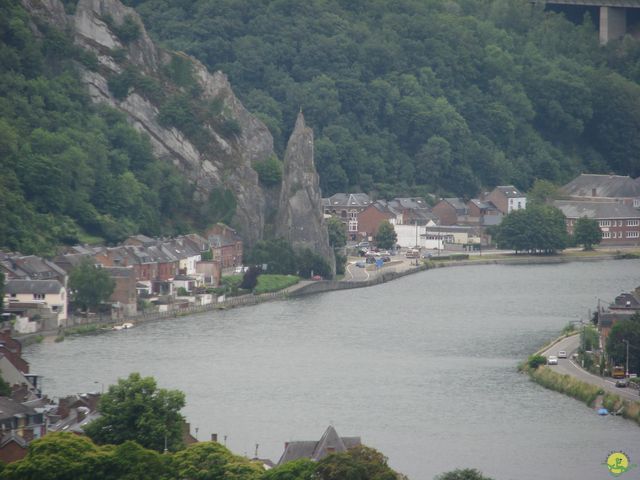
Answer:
[
  {"left": 254, "top": 155, "right": 283, "bottom": 187},
  {"left": 254, "top": 274, "right": 299, "bottom": 294},
  {"left": 0, "top": 374, "right": 10, "bottom": 396},
  {"left": 64, "top": 324, "right": 104, "bottom": 336},
  {"left": 496, "top": 205, "right": 568, "bottom": 254},
  {"left": 0, "top": 1, "right": 196, "bottom": 255},
  {"left": 68, "top": 258, "right": 116, "bottom": 313},
  {"left": 527, "top": 354, "right": 547, "bottom": 370},
  {"left": 247, "top": 238, "right": 332, "bottom": 279},
  {"left": 84, "top": 372, "right": 186, "bottom": 452},
  {"left": 606, "top": 312, "right": 640, "bottom": 375},
  {"left": 126, "top": 0, "right": 640, "bottom": 198},
  {"left": 435, "top": 469, "right": 495, "bottom": 480},
  {"left": 375, "top": 221, "right": 397, "bottom": 250},
  {"left": 573, "top": 217, "right": 602, "bottom": 250},
  {"left": 528, "top": 365, "right": 602, "bottom": 406}
]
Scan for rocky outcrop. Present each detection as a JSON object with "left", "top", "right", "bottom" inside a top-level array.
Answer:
[
  {"left": 276, "top": 113, "right": 335, "bottom": 275},
  {"left": 23, "top": 0, "right": 271, "bottom": 246}
]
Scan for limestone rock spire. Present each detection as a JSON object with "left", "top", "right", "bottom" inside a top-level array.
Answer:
[{"left": 275, "top": 113, "right": 335, "bottom": 276}]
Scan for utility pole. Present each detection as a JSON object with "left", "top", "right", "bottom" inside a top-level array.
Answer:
[{"left": 623, "top": 339, "right": 630, "bottom": 378}]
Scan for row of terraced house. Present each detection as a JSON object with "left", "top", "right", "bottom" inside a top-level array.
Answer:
[
  {"left": 323, "top": 174, "right": 640, "bottom": 250},
  {"left": 1, "top": 225, "right": 243, "bottom": 334}
]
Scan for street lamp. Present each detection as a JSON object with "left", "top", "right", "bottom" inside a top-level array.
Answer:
[{"left": 623, "top": 339, "right": 630, "bottom": 378}]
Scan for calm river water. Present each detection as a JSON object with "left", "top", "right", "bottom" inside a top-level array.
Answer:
[{"left": 24, "top": 260, "right": 640, "bottom": 480}]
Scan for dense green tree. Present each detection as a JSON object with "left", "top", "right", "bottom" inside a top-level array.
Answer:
[
  {"left": 496, "top": 205, "right": 567, "bottom": 254},
  {"left": 327, "top": 217, "right": 347, "bottom": 250},
  {"left": 84, "top": 373, "right": 186, "bottom": 452},
  {"left": 435, "top": 469, "right": 495, "bottom": 480},
  {"left": 261, "top": 458, "right": 316, "bottom": 480},
  {"left": 170, "top": 441, "right": 263, "bottom": 480},
  {"left": 526, "top": 180, "right": 559, "bottom": 206},
  {"left": 573, "top": 217, "right": 601, "bottom": 250},
  {"left": 254, "top": 155, "right": 283, "bottom": 187},
  {"left": 375, "top": 221, "right": 398, "bottom": 250},
  {"left": 68, "top": 258, "right": 116, "bottom": 313},
  {"left": 314, "top": 446, "right": 401, "bottom": 480},
  {"left": 606, "top": 312, "right": 640, "bottom": 375}
]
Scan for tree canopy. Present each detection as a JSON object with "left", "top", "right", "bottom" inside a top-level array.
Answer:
[
  {"left": 0, "top": 1, "right": 197, "bottom": 255},
  {"left": 84, "top": 372, "right": 186, "bottom": 452},
  {"left": 375, "top": 221, "right": 398, "bottom": 250},
  {"left": 573, "top": 217, "right": 601, "bottom": 250},
  {"left": 68, "top": 258, "right": 116, "bottom": 312},
  {"left": 606, "top": 312, "right": 640, "bottom": 375},
  {"left": 496, "top": 205, "right": 567, "bottom": 254},
  {"left": 126, "top": 0, "right": 640, "bottom": 199}
]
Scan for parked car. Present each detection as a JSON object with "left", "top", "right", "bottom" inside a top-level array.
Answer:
[
  {"left": 355, "top": 261, "right": 365, "bottom": 268},
  {"left": 311, "top": 275, "right": 323, "bottom": 281},
  {"left": 615, "top": 379, "right": 629, "bottom": 388},
  {"left": 558, "top": 351, "right": 567, "bottom": 359},
  {"left": 547, "top": 356, "right": 558, "bottom": 365},
  {"left": 381, "top": 256, "right": 391, "bottom": 262},
  {"left": 357, "top": 241, "right": 370, "bottom": 249},
  {"left": 365, "top": 256, "right": 376, "bottom": 264}
]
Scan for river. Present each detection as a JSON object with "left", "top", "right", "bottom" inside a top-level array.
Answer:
[{"left": 24, "top": 259, "right": 640, "bottom": 480}]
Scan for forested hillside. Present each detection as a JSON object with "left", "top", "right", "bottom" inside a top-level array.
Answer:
[
  {"left": 124, "top": 0, "right": 640, "bottom": 198},
  {"left": 0, "top": 0, "right": 194, "bottom": 255}
]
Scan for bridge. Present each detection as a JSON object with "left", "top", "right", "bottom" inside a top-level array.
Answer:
[{"left": 540, "top": 0, "right": 640, "bottom": 43}]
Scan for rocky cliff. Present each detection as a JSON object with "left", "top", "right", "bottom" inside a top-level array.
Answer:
[
  {"left": 22, "top": 0, "right": 333, "bottom": 262},
  {"left": 276, "top": 113, "right": 335, "bottom": 275},
  {"left": 23, "top": 0, "right": 272, "bottom": 245}
]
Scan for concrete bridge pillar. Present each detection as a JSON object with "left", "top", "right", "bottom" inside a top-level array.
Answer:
[{"left": 600, "top": 6, "right": 626, "bottom": 44}]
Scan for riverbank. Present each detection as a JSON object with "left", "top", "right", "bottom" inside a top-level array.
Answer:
[
  {"left": 522, "top": 332, "right": 640, "bottom": 428},
  {"left": 16, "top": 249, "right": 639, "bottom": 343}
]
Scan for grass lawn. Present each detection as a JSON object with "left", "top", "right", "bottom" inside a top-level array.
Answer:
[{"left": 254, "top": 274, "right": 299, "bottom": 294}]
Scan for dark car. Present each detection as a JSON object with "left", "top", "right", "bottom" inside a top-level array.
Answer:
[
  {"left": 365, "top": 256, "right": 376, "bottom": 264},
  {"left": 355, "top": 261, "right": 365, "bottom": 268},
  {"left": 615, "top": 379, "right": 628, "bottom": 388},
  {"left": 382, "top": 256, "right": 391, "bottom": 262}
]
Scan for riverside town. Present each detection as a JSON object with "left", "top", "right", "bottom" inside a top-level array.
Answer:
[{"left": 2, "top": 0, "right": 640, "bottom": 479}]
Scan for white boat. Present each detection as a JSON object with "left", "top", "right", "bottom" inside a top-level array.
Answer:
[{"left": 112, "top": 323, "right": 134, "bottom": 331}]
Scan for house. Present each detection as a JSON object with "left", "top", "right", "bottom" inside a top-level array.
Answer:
[
  {"left": 485, "top": 186, "right": 526, "bottom": 214},
  {"left": 277, "top": 426, "right": 361, "bottom": 465},
  {"left": 0, "top": 254, "right": 67, "bottom": 286},
  {"left": 357, "top": 201, "right": 398, "bottom": 240},
  {"left": 561, "top": 174, "right": 640, "bottom": 208},
  {"left": 322, "top": 193, "right": 372, "bottom": 240},
  {"left": 103, "top": 266, "right": 137, "bottom": 317},
  {"left": 206, "top": 224, "right": 243, "bottom": 268},
  {"left": 423, "top": 225, "right": 482, "bottom": 248},
  {"left": 553, "top": 200, "right": 640, "bottom": 245},
  {"left": 467, "top": 199, "right": 503, "bottom": 226},
  {"left": 387, "top": 197, "right": 435, "bottom": 226},
  {"left": 0, "top": 330, "right": 41, "bottom": 397},
  {"left": 0, "top": 397, "right": 46, "bottom": 463},
  {"left": 432, "top": 198, "right": 469, "bottom": 225},
  {"left": 4, "top": 280, "right": 67, "bottom": 327}
]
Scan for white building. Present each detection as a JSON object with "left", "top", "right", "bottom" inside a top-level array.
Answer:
[{"left": 4, "top": 280, "right": 68, "bottom": 326}]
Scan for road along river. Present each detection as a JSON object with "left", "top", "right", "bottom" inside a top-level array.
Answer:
[{"left": 24, "top": 259, "right": 640, "bottom": 480}]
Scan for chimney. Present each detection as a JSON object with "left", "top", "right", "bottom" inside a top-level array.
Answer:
[{"left": 211, "top": 433, "right": 218, "bottom": 443}]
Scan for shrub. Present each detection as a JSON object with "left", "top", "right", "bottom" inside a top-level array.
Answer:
[
  {"left": 254, "top": 155, "right": 283, "bottom": 187},
  {"left": 527, "top": 354, "right": 547, "bottom": 369}
]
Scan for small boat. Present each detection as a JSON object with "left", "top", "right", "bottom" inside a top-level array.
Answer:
[{"left": 112, "top": 323, "right": 134, "bottom": 331}]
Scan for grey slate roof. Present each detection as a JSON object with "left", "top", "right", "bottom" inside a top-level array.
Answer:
[
  {"left": 561, "top": 174, "right": 640, "bottom": 198},
  {"left": 494, "top": 185, "right": 524, "bottom": 198},
  {"left": 553, "top": 200, "right": 640, "bottom": 219},
  {"left": 0, "top": 397, "right": 38, "bottom": 421},
  {"left": 4, "top": 279, "right": 63, "bottom": 295},
  {"left": 443, "top": 198, "right": 468, "bottom": 214},
  {"left": 323, "top": 193, "right": 371, "bottom": 208},
  {"left": 277, "top": 426, "right": 361, "bottom": 465}
]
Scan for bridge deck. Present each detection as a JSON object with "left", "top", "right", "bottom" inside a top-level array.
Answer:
[{"left": 544, "top": 0, "right": 640, "bottom": 8}]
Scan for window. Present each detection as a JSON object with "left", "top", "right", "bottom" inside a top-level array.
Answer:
[
  {"left": 618, "top": 231, "right": 623, "bottom": 238},
  {"left": 627, "top": 220, "right": 639, "bottom": 227},
  {"left": 599, "top": 220, "right": 611, "bottom": 227},
  {"left": 627, "top": 231, "right": 640, "bottom": 238},
  {"left": 602, "top": 231, "right": 611, "bottom": 239},
  {"left": 348, "top": 220, "right": 357, "bottom": 232},
  {"left": 619, "top": 220, "right": 623, "bottom": 227},
  {"left": 634, "top": 199, "right": 640, "bottom": 208}
]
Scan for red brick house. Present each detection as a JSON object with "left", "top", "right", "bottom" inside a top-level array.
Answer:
[
  {"left": 432, "top": 198, "right": 468, "bottom": 225},
  {"left": 553, "top": 200, "right": 640, "bottom": 246},
  {"left": 357, "top": 201, "right": 396, "bottom": 239},
  {"left": 206, "top": 224, "right": 243, "bottom": 268}
]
